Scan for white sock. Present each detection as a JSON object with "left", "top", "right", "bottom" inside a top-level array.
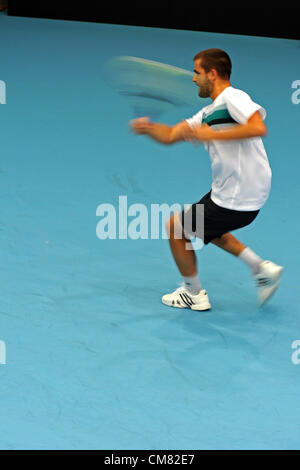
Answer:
[
  {"left": 238, "top": 247, "right": 263, "bottom": 275},
  {"left": 183, "top": 273, "right": 202, "bottom": 295}
]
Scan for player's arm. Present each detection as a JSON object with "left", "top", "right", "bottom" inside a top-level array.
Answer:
[
  {"left": 212, "top": 110, "right": 267, "bottom": 140},
  {"left": 130, "top": 117, "right": 189, "bottom": 145},
  {"left": 183, "top": 111, "right": 267, "bottom": 142}
]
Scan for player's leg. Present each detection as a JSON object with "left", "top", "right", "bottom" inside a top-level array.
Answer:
[
  {"left": 211, "top": 232, "right": 284, "bottom": 306},
  {"left": 165, "top": 220, "right": 257, "bottom": 290},
  {"left": 163, "top": 203, "right": 283, "bottom": 308},
  {"left": 162, "top": 212, "right": 211, "bottom": 311},
  {"left": 165, "top": 212, "right": 197, "bottom": 277},
  {"left": 211, "top": 232, "right": 246, "bottom": 257}
]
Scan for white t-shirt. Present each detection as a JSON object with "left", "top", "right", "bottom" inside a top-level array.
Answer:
[{"left": 185, "top": 86, "right": 272, "bottom": 211}]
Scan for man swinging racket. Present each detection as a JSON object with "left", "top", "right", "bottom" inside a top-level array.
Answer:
[{"left": 130, "top": 48, "right": 283, "bottom": 311}]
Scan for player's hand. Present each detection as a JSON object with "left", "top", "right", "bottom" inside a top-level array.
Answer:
[
  {"left": 183, "top": 123, "right": 215, "bottom": 142},
  {"left": 130, "top": 116, "right": 153, "bottom": 134}
]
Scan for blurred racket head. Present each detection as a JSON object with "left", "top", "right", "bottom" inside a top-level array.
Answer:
[{"left": 103, "top": 56, "right": 198, "bottom": 120}]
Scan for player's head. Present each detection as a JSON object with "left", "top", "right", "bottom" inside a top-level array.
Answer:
[{"left": 193, "top": 48, "right": 232, "bottom": 98}]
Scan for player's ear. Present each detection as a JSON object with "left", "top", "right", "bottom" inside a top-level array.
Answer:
[{"left": 208, "top": 68, "right": 218, "bottom": 80}]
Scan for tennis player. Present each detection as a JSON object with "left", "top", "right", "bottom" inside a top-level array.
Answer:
[{"left": 130, "top": 48, "right": 283, "bottom": 310}]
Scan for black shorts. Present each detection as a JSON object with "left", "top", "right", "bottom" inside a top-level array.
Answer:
[{"left": 180, "top": 190, "right": 260, "bottom": 245}]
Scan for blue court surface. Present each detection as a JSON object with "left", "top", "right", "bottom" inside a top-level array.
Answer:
[{"left": 0, "top": 13, "right": 299, "bottom": 450}]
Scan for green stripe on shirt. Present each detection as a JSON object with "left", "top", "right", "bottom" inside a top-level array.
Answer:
[{"left": 202, "top": 107, "right": 238, "bottom": 127}]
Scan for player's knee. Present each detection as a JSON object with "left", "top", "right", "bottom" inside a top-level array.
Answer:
[
  {"left": 165, "top": 212, "right": 183, "bottom": 238},
  {"left": 165, "top": 215, "right": 173, "bottom": 237}
]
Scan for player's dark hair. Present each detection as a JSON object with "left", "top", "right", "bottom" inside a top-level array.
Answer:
[{"left": 194, "top": 49, "right": 232, "bottom": 80}]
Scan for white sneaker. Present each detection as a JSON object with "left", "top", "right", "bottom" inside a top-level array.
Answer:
[
  {"left": 254, "top": 260, "right": 284, "bottom": 307},
  {"left": 162, "top": 285, "right": 211, "bottom": 311}
]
